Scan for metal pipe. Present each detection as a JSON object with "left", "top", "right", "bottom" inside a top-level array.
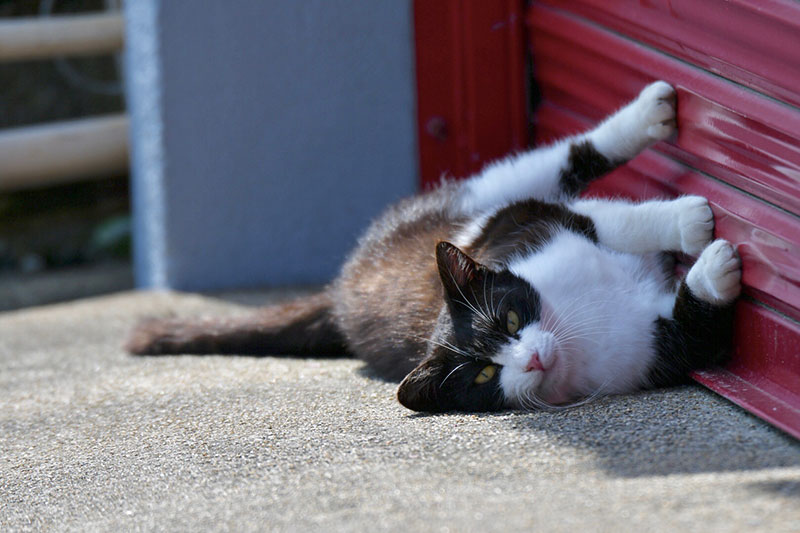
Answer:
[
  {"left": 0, "top": 114, "right": 129, "bottom": 190},
  {"left": 0, "top": 12, "right": 123, "bottom": 62}
]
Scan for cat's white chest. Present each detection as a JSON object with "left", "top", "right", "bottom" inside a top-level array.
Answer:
[
  {"left": 508, "top": 230, "right": 673, "bottom": 395},
  {"left": 508, "top": 230, "right": 656, "bottom": 297}
]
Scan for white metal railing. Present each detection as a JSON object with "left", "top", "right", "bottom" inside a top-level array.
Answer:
[
  {"left": 0, "top": 114, "right": 128, "bottom": 191},
  {"left": 0, "top": 12, "right": 123, "bottom": 61},
  {"left": 0, "top": 10, "right": 127, "bottom": 191}
]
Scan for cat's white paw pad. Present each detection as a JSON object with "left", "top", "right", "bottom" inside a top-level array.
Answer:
[
  {"left": 676, "top": 195, "right": 714, "bottom": 256},
  {"left": 634, "top": 81, "right": 676, "bottom": 141},
  {"left": 686, "top": 239, "right": 742, "bottom": 305}
]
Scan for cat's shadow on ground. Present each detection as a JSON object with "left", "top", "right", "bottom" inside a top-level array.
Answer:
[
  {"left": 395, "top": 378, "right": 800, "bottom": 479},
  {"left": 511, "top": 386, "right": 800, "bottom": 478},
  {"left": 748, "top": 479, "right": 800, "bottom": 499}
]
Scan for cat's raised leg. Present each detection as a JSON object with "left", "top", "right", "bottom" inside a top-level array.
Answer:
[
  {"left": 458, "top": 81, "right": 676, "bottom": 213},
  {"left": 647, "top": 239, "right": 741, "bottom": 386},
  {"left": 571, "top": 195, "right": 714, "bottom": 256}
]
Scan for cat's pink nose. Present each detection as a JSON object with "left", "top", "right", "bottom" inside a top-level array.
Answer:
[{"left": 525, "top": 352, "right": 544, "bottom": 372}]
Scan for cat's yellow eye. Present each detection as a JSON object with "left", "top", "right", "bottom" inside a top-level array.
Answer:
[
  {"left": 474, "top": 364, "right": 497, "bottom": 385},
  {"left": 506, "top": 310, "right": 520, "bottom": 335}
]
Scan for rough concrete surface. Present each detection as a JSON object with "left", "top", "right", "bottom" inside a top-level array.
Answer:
[{"left": 1, "top": 289, "right": 799, "bottom": 532}]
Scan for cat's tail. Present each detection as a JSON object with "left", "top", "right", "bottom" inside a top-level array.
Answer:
[{"left": 125, "top": 290, "right": 350, "bottom": 357}]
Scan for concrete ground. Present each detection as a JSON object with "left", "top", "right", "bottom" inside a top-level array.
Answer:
[
  {"left": 1, "top": 287, "right": 799, "bottom": 532},
  {"left": 0, "top": 262, "right": 132, "bottom": 312}
]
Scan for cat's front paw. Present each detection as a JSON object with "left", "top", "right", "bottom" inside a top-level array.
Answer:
[
  {"left": 676, "top": 195, "right": 714, "bottom": 256},
  {"left": 633, "top": 81, "right": 676, "bottom": 142},
  {"left": 686, "top": 239, "right": 741, "bottom": 305}
]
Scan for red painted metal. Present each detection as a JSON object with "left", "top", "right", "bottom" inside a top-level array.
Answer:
[
  {"left": 528, "top": 4, "right": 800, "bottom": 216},
  {"left": 413, "top": 0, "right": 528, "bottom": 189},
  {"left": 693, "top": 301, "right": 800, "bottom": 441},
  {"left": 527, "top": 3, "right": 800, "bottom": 437},
  {"left": 538, "top": 0, "right": 800, "bottom": 109}
]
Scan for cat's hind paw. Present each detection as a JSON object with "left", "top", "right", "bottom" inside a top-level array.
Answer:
[
  {"left": 676, "top": 195, "right": 714, "bottom": 256},
  {"left": 589, "top": 80, "right": 676, "bottom": 162},
  {"left": 125, "top": 318, "right": 185, "bottom": 355},
  {"left": 686, "top": 239, "right": 742, "bottom": 305}
]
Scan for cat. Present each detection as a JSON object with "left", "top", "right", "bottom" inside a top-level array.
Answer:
[{"left": 127, "top": 81, "right": 741, "bottom": 413}]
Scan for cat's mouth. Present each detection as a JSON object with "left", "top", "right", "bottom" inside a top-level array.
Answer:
[{"left": 534, "top": 348, "right": 571, "bottom": 404}]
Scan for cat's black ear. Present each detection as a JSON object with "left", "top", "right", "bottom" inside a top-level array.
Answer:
[
  {"left": 397, "top": 358, "right": 447, "bottom": 413},
  {"left": 435, "top": 241, "right": 485, "bottom": 301}
]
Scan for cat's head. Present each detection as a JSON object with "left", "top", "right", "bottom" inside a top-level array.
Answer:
[{"left": 397, "top": 242, "right": 570, "bottom": 413}]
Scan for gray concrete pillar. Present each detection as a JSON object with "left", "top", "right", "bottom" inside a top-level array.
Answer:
[{"left": 125, "top": 0, "right": 418, "bottom": 290}]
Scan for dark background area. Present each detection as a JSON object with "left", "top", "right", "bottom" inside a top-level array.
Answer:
[{"left": 0, "top": 0, "right": 129, "bottom": 280}]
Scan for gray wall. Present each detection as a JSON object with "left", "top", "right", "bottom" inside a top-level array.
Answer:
[{"left": 125, "top": 1, "right": 418, "bottom": 290}]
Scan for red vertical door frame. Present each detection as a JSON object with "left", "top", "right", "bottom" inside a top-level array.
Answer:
[{"left": 413, "top": 0, "right": 529, "bottom": 189}]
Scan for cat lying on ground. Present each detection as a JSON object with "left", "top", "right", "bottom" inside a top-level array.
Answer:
[{"left": 127, "top": 81, "right": 741, "bottom": 413}]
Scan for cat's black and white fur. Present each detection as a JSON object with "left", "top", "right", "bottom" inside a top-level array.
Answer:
[{"left": 127, "top": 81, "right": 741, "bottom": 413}]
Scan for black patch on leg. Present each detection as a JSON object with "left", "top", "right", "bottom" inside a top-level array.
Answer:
[
  {"left": 559, "top": 141, "right": 617, "bottom": 197},
  {"left": 647, "top": 281, "right": 735, "bottom": 387}
]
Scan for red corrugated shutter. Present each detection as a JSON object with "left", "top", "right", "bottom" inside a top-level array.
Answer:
[
  {"left": 414, "top": 0, "right": 800, "bottom": 438},
  {"left": 530, "top": 1, "right": 800, "bottom": 439}
]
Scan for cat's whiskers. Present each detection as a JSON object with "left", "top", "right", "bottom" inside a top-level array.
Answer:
[
  {"left": 554, "top": 317, "right": 612, "bottom": 337},
  {"left": 440, "top": 362, "right": 470, "bottom": 388},
  {"left": 566, "top": 376, "right": 615, "bottom": 409},
  {"left": 547, "top": 292, "right": 616, "bottom": 347},
  {"left": 551, "top": 315, "right": 605, "bottom": 336},
  {"left": 551, "top": 317, "right": 607, "bottom": 342},
  {"left": 518, "top": 374, "right": 611, "bottom": 412},
  {"left": 548, "top": 289, "right": 610, "bottom": 326},
  {"left": 446, "top": 267, "right": 494, "bottom": 325},
  {"left": 455, "top": 296, "right": 490, "bottom": 323},
  {"left": 520, "top": 389, "right": 561, "bottom": 412},
  {"left": 554, "top": 325, "right": 610, "bottom": 352},
  {"left": 482, "top": 271, "right": 491, "bottom": 318},
  {"left": 469, "top": 283, "right": 518, "bottom": 329},
  {"left": 489, "top": 275, "right": 497, "bottom": 316},
  {"left": 449, "top": 275, "right": 493, "bottom": 324},
  {"left": 409, "top": 333, "right": 476, "bottom": 360},
  {"left": 491, "top": 286, "right": 518, "bottom": 322},
  {"left": 472, "top": 285, "right": 504, "bottom": 326},
  {"left": 518, "top": 392, "right": 546, "bottom": 411}
]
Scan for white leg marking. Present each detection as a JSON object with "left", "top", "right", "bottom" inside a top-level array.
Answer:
[
  {"left": 675, "top": 195, "right": 714, "bottom": 256},
  {"left": 457, "top": 81, "right": 675, "bottom": 214},
  {"left": 459, "top": 141, "right": 573, "bottom": 213},
  {"left": 588, "top": 80, "right": 676, "bottom": 162},
  {"left": 572, "top": 196, "right": 711, "bottom": 254},
  {"left": 686, "top": 240, "right": 742, "bottom": 305}
]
